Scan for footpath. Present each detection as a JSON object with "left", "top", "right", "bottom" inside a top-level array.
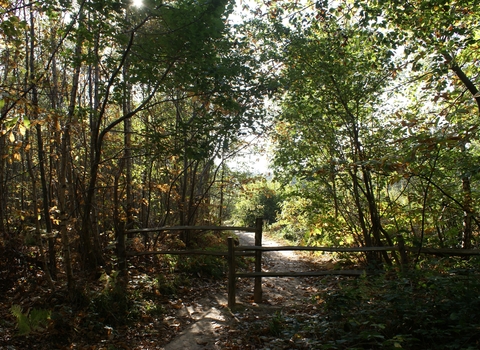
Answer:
[{"left": 163, "top": 231, "right": 329, "bottom": 349}]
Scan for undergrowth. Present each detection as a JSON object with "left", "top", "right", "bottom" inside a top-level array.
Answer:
[
  {"left": 290, "top": 258, "right": 480, "bottom": 349},
  {"left": 10, "top": 305, "right": 51, "bottom": 336}
]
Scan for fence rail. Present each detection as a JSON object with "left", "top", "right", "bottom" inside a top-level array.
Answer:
[
  {"left": 125, "top": 225, "right": 256, "bottom": 234},
  {"left": 125, "top": 219, "right": 480, "bottom": 309}
]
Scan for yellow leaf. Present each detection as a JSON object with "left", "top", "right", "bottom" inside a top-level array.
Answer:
[
  {"left": 9, "top": 132, "right": 15, "bottom": 142},
  {"left": 18, "top": 124, "right": 26, "bottom": 136}
]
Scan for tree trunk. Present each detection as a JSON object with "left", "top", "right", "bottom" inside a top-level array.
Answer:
[
  {"left": 443, "top": 53, "right": 480, "bottom": 114},
  {"left": 0, "top": 130, "right": 6, "bottom": 238},
  {"left": 57, "top": 123, "right": 75, "bottom": 292},
  {"left": 29, "top": 9, "right": 56, "bottom": 278},
  {"left": 123, "top": 58, "right": 134, "bottom": 235},
  {"left": 442, "top": 54, "right": 478, "bottom": 249},
  {"left": 26, "top": 131, "right": 55, "bottom": 289},
  {"left": 462, "top": 174, "right": 473, "bottom": 249},
  {"left": 114, "top": 157, "right": 127, "bottom": 277},
  {"left": 76, "top": 8, "right": 104, "bottom": 272},
  {"left": 219, "top": 162, "right": 225, "bottom": 225}
]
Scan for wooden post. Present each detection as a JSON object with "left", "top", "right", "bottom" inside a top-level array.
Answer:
[
  {"left": 254, "top": 218, "right": 263, "bottom": 303},
  {"left": 397, "top": 234, "right": 408, "bottom": 268},
  {"left": 227, "top": 237, "right": 236, "bottom": 309}
]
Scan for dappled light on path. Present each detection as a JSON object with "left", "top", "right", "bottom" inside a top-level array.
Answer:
[{"left": 235, "top": 231, "right": 334, "bottom": 307}]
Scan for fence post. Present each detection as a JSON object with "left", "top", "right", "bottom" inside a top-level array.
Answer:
[
  {"left": 254, "top": 218, "right": 263, "bottom": 303},
  {"left": 397, "top": 234, "right": 408, "bottom": 268},
  {"left": 227, "top": 237, "right": 236, "bottom": 309}
]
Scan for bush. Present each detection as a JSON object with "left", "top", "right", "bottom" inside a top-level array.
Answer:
[
  {"left": 176, "top": 253, "right": 227, "bottom": 279},
  {"left": 231, "top": 179, "right": 283, "bottom": 227},
  {"left": 89, "top": 271, "right": 136, "bottom": 326},
  {"left": 162, "top": 231, "right": 231, "bottom": 279},
  {"left": 318, "top": 267, "right": 480, "bottom": 349}
]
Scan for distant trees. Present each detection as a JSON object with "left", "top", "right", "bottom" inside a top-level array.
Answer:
[{"left": 231, "top": 177, "right": 282, "bottom": 227}]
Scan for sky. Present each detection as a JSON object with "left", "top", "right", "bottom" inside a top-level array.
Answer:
[{"left": 228, "top": 149, "right": 272, "bottom": 175}]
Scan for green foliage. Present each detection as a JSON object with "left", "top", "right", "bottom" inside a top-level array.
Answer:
[
  {"left": 257, "top": 0, "right": 480, "bottom": 259},
  {"left": 270, "top": 189, "right": 347, "bottom": 247},
  {"left": 156, "top": 273, "right": 189, "bottom": 296},
  {"left": 231, "top": 178, "right": 283, "bottom": 227},
  {"left": 264, "top": 179, "right": 356, "bottom": 250},
  {"left": 268, "top": 1, "right": 400, "bottom": 260},
  {"left": 177, "top": 254, "right": 227, "bottom": 279},
  {"left": 10, "top": 304, "right": 51, "bottom": 336},
  {"left": 141, "top": 299, "right": 165, "bottom": 318},
  {"left": 177, "top": 231, "right": 231, "bottom": 278},
  {"left": 319, "top": 266, "right": 480, "bottom": 349},
  {"left": 268, "top": 310, "right": 287, "bottom": 336},
  {"left": 89, "top": 271, "right": 136, "bottom": 326},
  {"left": 245, "top": 261, "right": 480, "bottom": 349},
  {"left": 157, "top": 231, "right": 231, "bottom": 282}
]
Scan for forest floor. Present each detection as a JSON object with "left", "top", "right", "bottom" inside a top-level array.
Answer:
[{"left": 0, "top": 232, "right": 353, "bottom": 350}]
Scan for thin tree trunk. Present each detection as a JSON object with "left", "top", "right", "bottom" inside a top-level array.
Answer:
[
  {"left": 58, "top": 124, "right": 75, "bottom": 292},
  {"left": 329, "top": 152, "right": 339, "bottom": 219},
  {"left": 219, "top": 162, "right": 225, "bottom": 225},
  {"left": 114, "top": 158, "right": 127, "bottom": 277},
  {"left": 443, "top": 53, "right": 480, "bottom": 113},
  {"left": 80, "top": 14, "right": 141, "bottom": 272},
  {"left": 123, "top": 57, "right": 134, "bottom": 234},
  {"left": 115, "top": 43, "right": 133, "bottom": 284},
  {"left": 72, "top": 7, "right": 101, "bottom": 272},
  {"left": 462, "top": 174, "right": 473, "bottom": 249},
  {"left": 0, "top": 129, "right": 6, "bottom": 238},
  {"left": 26, "top": 131, "right": 55, "bottom": 289},
  {"left": 442, "top": 54, "right": 478, "bottom": 249},
  {"left": 29, "top": 6, "right": 57, "bottom": 278},
  {"left": 59, "top": 6, "right": 86, "bottom": 282}
]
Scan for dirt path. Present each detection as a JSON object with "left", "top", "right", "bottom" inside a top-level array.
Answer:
[
  {"left": 162, "top": 232, "right": 332, "bottom": 349},
  {"left": 235, "top": 231, "right": 331, "bottom": 306}
]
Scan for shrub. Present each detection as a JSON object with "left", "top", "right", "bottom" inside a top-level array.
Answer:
[
  {"left": 231, "top": 179, "right": 283, "bottom": 227},
  {"left": 319, "top": 268, "right": 480, "bottom": 349},
  {"left": 89, "top": 271, "right": 136, "bottom": 326}
]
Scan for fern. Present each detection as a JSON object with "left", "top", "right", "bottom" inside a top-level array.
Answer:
[
  {"left": 29, "top": 308, "right": 51, "bottom": 332},
  {"left": 10, "top": 304, "right": 51, "bottom": 336}
]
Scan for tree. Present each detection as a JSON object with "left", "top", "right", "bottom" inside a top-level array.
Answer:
[
  {"left": 247, "top": 0, "right": 480, "bottom": 265},
  {"left": 269, "top": 2, "right": 398, "bottom": 265},
  {"left": 362, "top": 0, "right": 480, "bottom": 248}
]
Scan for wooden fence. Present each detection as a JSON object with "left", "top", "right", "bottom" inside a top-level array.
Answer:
[{"left": 127, "top": 218, "right": 480, "bottom": 309}]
